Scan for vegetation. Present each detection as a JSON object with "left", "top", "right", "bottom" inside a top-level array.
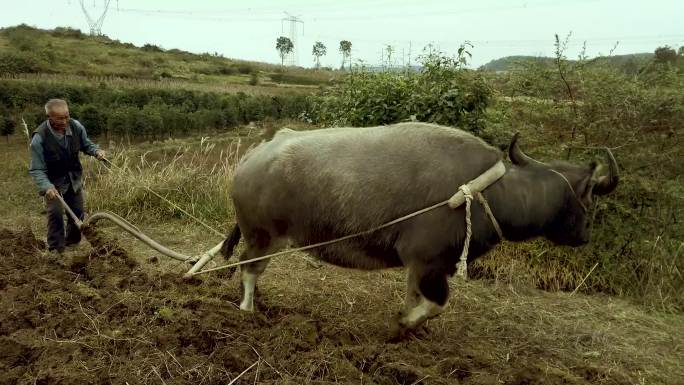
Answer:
[
  {"left": 0, "top": 78, "right": 310, "bottom": 141},
  {"left": 480, "top": 53, "right": 656, "bottom": 74},
  {"left": 0, "top": 24, "right": 339, "bottom": 85},
  {"left": 311, "top": 46, "right": 491, "bottom": 134},
  {"left": 0, "top": 114, "right": 16, "bottom": 143},
  {"left": 476, "top": 38, "right": 683, "bottom": 312}
]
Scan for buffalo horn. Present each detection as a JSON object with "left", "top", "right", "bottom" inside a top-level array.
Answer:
[
  {"left": 508, "top": 132, "right": 545, "bottom": 167},
  {"left": 593, "top": 147, "right": 619, "bottom": 195}
]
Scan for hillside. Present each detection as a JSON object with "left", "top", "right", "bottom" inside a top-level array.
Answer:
[
  {"left": 480, "top": 53, "right": 655, "bottom": 72},
  {"left": 0, "top": 24, "right": 341, "bottom": 87}
]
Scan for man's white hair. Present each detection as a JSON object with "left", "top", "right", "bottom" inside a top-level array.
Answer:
[{"left": 45, "top": 99, "right": 69, "bottom": 115}]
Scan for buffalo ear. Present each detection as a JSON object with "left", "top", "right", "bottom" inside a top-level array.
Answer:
[{"left": 508, "top": 133, "right": 524, "bottom": 165}]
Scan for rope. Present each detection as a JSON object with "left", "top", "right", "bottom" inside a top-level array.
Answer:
[
  {"left": 549, "top": 169, "right": 588, "bottom": 212},
  {"left": 194, "top": 163, "right": 508, "bottom": 277},
  {"left": 476, "top": 192, "right": 503, "bottom": 239},
  {"left": 192, "top": 198, "right": 453, "bottom": 276},
  {"left": 141, "top": 185, "right": 225, "bottom": 238},
  {"left": 455, "top": 185, "right": 473, "bottom": 280}
]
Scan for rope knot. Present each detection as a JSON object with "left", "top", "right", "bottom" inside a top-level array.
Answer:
[{"left": 459, "top": 184, "right": 473, "bottom": 200}]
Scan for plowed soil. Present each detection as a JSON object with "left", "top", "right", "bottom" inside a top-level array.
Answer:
[{"left": 0, "top": 226, "right": 681, "bottom": 385}]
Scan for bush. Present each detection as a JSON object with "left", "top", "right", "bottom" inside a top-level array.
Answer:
[
  {"left": 51, "top": 27, "right": 85, "bottom": 39},
  {"left": 0, "top": 51, "right": 47, "bottom": 74},
  {"left": 270, "top": 72, "right": 331, "bottom": 85},
  {"left": 236, "top": 63, "right": 253, "bottom": 74},
  {"left": 0, "top": 115, "right": 16, "bottom": 142},
  {"left": 310, "top": 49, "right": 492, "bottom": 133},
  {"left": 249, "top": 72, "right": 259, "bottom": 86},
  {"left": 141, "top": 44, "right": 163, "bottom": 52},
  {"left": 0, "top": 79, "right": 312, "bottom": 140},
  {"left": 217, "top": 65, "right": 236, "bottom": 75},
  {"left": 73, "top": 104, "right": 107, "bottom": 137}
]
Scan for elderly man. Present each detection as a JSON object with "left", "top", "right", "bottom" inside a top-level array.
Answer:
[{"left": 29, "top": 99, "right": 106, "bottom": 254}]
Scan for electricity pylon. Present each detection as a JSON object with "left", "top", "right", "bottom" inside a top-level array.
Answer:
[{"left": 79, "top": 0, "right": 112, "bottom": 36}]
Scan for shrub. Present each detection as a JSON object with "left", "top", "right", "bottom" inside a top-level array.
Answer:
[
  {"left": 0, "top": 79, "right": 312, "bottom": 140},
  {"left": 73, "top": 104, "right": 107, "bottom": 137},
  {"left": 141, "top": 44, "right": 163, "bottom": 52},
  {"left": 311, "top": 48, "right": 492, "bottom": 133},
  {"left": 0, "top": 51, "right": 47, "bottom": 74},
  {"left": 236, "top": 63, "right": 253, "bottom": 74},
  {"left": 51, "top": 27, "right": 85, "bottom": 39},
  {"left": 0, "top": 115, "right": 16, "bottom": 142},
  {"left": 249, "top": 72, "right": 259, "bottom": 86}
]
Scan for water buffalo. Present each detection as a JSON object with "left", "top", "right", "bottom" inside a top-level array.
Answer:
[{"left": 221, "top": 122, "right": 618, "bottom": 334}]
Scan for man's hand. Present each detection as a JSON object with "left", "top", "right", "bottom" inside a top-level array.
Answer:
[
  {"left": 45, "top": 187, "right": 59, "bottom": 201},
  {"left": 95, "top": 149, "right": 106, "bottom": 161}
]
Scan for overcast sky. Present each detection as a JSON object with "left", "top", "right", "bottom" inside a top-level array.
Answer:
[{"left": 1, "top": 0, "right": 682, "bottom": 68}]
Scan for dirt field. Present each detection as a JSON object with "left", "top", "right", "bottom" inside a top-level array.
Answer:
[
  {"left": 1, "top": 221, "right": 682, "bottom": 385},
  {"left": 1, "top": 132, "right": 682, "bottom": 385}
]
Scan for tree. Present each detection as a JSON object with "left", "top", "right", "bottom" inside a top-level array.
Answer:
[
  {"left": 654, "top": 46, "right": 677, "bottom": 64},
  {"left": 312, "top": 41, "right": 327, "bottom": 69},
  {"left": 0, "top": 115, "right": 16, "bottom": 143},
  {"left": 276, "top": 36, "right": 294, "bottom": 66},
  {"left": 339, "top": 40, "right": 352, "bottom": 71}
]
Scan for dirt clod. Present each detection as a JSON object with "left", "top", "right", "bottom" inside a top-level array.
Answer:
[{"left": 0, "top": 226, "right": 45, "bottom": 256}]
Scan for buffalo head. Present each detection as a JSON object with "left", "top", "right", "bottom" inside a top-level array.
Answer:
[{"left": 508, "top": 133, "right": 619, "bottom": 246}]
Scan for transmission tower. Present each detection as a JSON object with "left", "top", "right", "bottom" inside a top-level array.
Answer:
[
  {"left": 79, "top": 0, "right": 113, "bottom": 36},
  {"left": 281, "top": 12, "right": 304, "bottom": 66}
]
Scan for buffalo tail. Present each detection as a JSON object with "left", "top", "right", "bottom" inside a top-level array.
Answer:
[{"left": 220, "top": 224, "right": 241, "bottom": 260}]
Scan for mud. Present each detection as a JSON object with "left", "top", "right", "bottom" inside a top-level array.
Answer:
[{"left": 0, "top": 227, "right": 648, "bottom": 384}]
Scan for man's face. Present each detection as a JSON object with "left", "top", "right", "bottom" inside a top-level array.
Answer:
[{"left": 48, "top": 108, "right": 69, "bottom": 131}]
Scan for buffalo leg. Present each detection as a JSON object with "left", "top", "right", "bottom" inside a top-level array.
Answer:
[
  {"left": 238, "top": 231, "right": 286, "bottom": 312},
  {"left": 404, "top": 268, "right": 421, "bottom": 311},
  {"left": 397, "top": 266, "right": 448, "bottom": 331},
  {"left": 238, "top": 249, "right": 271, "bottom": 312}
]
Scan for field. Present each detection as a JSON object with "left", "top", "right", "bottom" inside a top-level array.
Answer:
[
  {"left": 1, "top": 23, "right": 683, "bottom": 384},
  {"left": 1, "top": 129, "right": 683, "bottom": 385}
]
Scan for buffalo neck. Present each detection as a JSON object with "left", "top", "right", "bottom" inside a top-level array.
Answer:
[{"left": 482, "top": 166, "right": 566, "bottom": 242}]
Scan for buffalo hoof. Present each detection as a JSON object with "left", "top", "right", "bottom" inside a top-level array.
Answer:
[{"left": 388, "top": 311, "right": 429, "bottom": 342}]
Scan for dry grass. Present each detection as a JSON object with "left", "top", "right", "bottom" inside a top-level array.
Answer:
[{"left": 84, "top": 129, "right": 258, "bottom": 229}]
